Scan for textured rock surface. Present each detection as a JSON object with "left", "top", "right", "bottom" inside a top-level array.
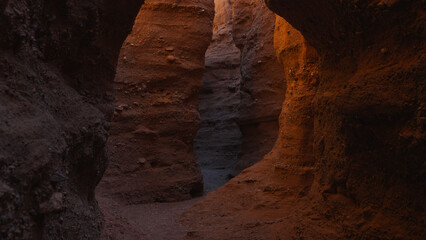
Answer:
[
  {"left": 183, "top": 1, "right": 425, "bottom": 239},
  {"left": 231, "top": 0, "right": 285, "bottom": 175},
  {"left": 0, "top": 0, "right": 144, "bottom": 239},
  {"left": 194, "top": 0, "right": 242, "bottom": 193},
  {"left": 269, "top": 1, "right": 425, "bottom": 238},
  {"left": 195, "top": 0, "right": 285, "bottom": 192},
  {"left": 182, "top": 18, "right": 322, "bottom": 240},
  {"left": 97, "top": 0, "right": 214, "bottom": 205}
]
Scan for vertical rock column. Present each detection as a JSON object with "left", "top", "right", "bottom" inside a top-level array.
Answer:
[
  {"left": 194, "top": 0, "right": 243, "bottom": 193},
  {"left": 97, "top": 0, "right": 214, "bottom": 204},
  {"left": 273, "top": 17, "right": 319, "bottom": 166}
]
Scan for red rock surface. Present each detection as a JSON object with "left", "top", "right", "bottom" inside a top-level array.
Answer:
[{"left": 97, "top": 0, "right": 214, "bottom": 205}]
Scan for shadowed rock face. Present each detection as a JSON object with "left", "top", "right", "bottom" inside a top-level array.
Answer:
[
  {"left": 97, "top": 0, "right": 214, "bottom": 204},
  {"left": 0, "top": 0, "right": 144, "bottom": 239}
]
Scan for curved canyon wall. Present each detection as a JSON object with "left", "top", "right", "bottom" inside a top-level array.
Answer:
[
  {"left": 97, "top": 0, "right": 214, "bottom": 204},
  {"left": 0, "top": 0, "right": 144, "bottom": 239},
  {"left": 183, "top": 0, "right": 425, "bottom": 239},
  {"left": 269, "top": 0, "right": 425, "bottom": 238}
]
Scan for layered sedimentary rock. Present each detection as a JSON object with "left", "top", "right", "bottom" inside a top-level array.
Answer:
[
  {"left": 230, "top": 0, "right": 285, "bottom": 175},
  {"left": 183, "top": 1, "right": 425, "bottom": 239},
  {"left": 194, "top": 0, "right": 242, "bottom": 193},
  {"left": 97, "top": 0, "right": 214, "bottom": 204},
  {"left": 0, "top": 0, "right": 144, "bottom": 239}
]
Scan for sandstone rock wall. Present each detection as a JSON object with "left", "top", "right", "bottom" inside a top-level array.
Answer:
[
  {"left": 269, "top": 1, "right": 425, "bottom": 238},
  {"left": 0, "top": 0, "right": 144, "bottom": 239},
  {"left": 194, "top": 0, "right": 243, "bottom": 193},
  {"left": 230, "top": 0, "right": 285, "bottom": 175},
  {"left": 273, "top": 17, "right": 319, "bottom": 166},
  {"left": 97, "top": 0, "right": 214, "bottom": 204},
  {"left": 195, "top": 0, "right": 285, "bottom": 191}
]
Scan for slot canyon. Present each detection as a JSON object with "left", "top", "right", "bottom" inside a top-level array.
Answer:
[{"left": 0, "top": 0, "right": 424, "bottom": 240}]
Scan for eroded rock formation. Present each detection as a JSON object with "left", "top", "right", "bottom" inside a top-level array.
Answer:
[
  {"left": 0, "top": 0, "right": 144, "bottom": 239},
  {"left": 97, "top": 0, "right": 214, "bottom": 204},
  {"left": 183, "top": 0, "right": 425, "bottom": 239}
]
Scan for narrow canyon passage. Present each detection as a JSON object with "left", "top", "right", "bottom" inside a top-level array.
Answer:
[
  {"left": 196, "top": 0, "right": 286, "bottom": 193},
  {"left": 97, "top": 0, "right": 284, "bottom": 238},
  {"left": 96, "top": 0, "right": 215, "bottom": 238},
  {"left": 97, "top": 0, "right": 214, "bottom": 206},
  {"left": 1, "top": 0, "right": 424, "bottom": 239}
]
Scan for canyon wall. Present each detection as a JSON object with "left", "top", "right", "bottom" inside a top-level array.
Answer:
[
  {"left": 194, "top": 0, "right": 243, "bottom": 193},
  {"left": 183, "top": 0, "right": 425, "bottom": 239},
  {"left": 195, "top": 0, "right": 285, "bottom": 191},
  {"left": 0, "top": 0, "right": 144, "bottom": 239},
  {"left": 1, "top": 0, "right": 424, "bottom": 239},
  {"left": 230, "top": 0, "right": 285, "bottom": 175},
  {"left": 97, "top": 0, "right": 214, "bottom": 204}
]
